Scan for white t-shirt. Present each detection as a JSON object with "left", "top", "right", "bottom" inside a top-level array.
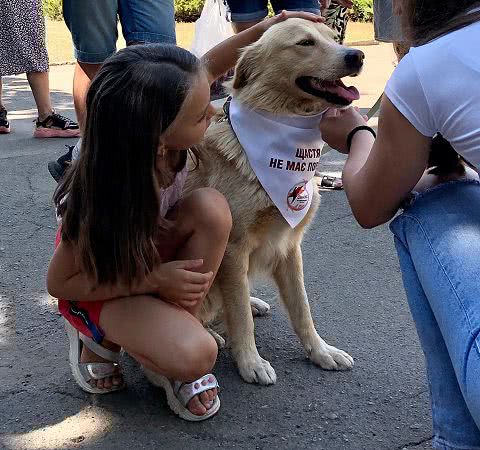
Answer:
[{"left": 384, "top": 20, "right": 480, "bottom": 169}]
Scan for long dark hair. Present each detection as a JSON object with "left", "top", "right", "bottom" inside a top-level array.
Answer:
[
  {"left": 54, "top": 44, "right": 201, "bottom": 285},
  {"left": 402, "top": 0, "right": 480, "bottom": 45}
]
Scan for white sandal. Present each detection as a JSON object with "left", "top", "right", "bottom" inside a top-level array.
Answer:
[
  {"left": 65, "top": 320, "right": 124, "bottom": 394},
  {"left": 143, "top": 367, "right": 220, "bottom": 421}
]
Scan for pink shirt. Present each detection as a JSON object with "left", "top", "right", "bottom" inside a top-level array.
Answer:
[{"left": 158, "top": 165, "right": 188, "bottom": 218}]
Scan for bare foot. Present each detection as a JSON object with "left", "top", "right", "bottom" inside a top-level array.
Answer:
[
  {"left": 185, "top": 376, "right": 218, "bottom": 416},
  {"left": 80, "top": 339, "right": 124, "bottom": 390}
]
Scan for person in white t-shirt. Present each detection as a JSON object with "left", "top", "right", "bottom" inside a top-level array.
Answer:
[{"left": 319, "top": 0, "right": 480, "bottom": 447}]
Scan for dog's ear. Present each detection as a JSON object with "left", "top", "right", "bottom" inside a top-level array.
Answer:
[{"left": 232, "top": 50, "right": 252, "bottom": 90}]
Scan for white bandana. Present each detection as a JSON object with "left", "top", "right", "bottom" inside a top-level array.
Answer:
[{"left": 229, "top": 97, "right": 325, "bottom": 228}]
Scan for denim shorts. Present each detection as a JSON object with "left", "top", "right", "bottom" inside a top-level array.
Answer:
[
  {"left": 63, "top": 0, "right": 176, "bottom": 64},
  {"left": 373, "top": 0, "right": 403, "bottom": 42},
  {"left": 226, "top": 0, "right": 321, "bottom": 22}
]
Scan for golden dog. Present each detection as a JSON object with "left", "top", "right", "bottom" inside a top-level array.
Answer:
[{"left": 185, "top": 18, "right": 364, "bottom": 385}]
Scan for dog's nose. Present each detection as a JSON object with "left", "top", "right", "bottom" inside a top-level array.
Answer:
[{"left": 344, "top": 50, "right": 365, "bottom": 71}]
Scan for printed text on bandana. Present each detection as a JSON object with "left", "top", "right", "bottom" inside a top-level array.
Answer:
[
  {"left": 269, "top": 148, "right": 322, "bottom": 172},
  {"left": 229, "top": 97, "right": 325, "bottom": 228}
]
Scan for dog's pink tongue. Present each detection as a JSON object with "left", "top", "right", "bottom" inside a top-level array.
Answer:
[{"left": 326, "top": 81, "right": 360, "bottom": 102}]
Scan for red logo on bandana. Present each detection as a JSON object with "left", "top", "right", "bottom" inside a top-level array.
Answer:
[{"left": 287, "top": 181, "right": 309, "bottom": 211}]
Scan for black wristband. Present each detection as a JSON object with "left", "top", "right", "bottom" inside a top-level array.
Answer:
[{"left": 346, "top": 126, "right": 377, "bottom": 151}]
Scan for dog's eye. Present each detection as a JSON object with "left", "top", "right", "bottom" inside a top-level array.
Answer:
[{"left": 296, "top": 39, "right": 315, "bottom": 46}]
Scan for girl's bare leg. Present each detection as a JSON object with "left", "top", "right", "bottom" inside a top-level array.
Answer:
[
  {"left": 169, "top": 188, "right": 232, "bottom": 316},
  {"left": 101, "top": 295, "right": 218, "bottom": 416},
  {"left": 81, "top": 188, "right": 231, "bottom": 415}
]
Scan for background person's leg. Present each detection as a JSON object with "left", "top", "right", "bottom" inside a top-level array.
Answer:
[
  {"left": 373, "top": 0, "right": 408, "bottom": 64},
  {"left": 323, "top": 1, "right": 349, "bottom": 44},
  {"left": 211, "top": 0, "right": 263, "bottom": 98},
  {"left": 26, "top": 71, "right": 52, "bottom": 120},
  {"left": 0, "top": 77, "right": 10, "bottom": 134},
  {"left": 48, "top": 0, "right": 118, "bottom": 181},
  {"left": 119, "top": 0, "right": 176, "bottom": 46},
  {"left": 390, "top": 181, "right": 480, "bottom": 446},
  {"left": 271, "top": 0, "right": 320, "bottom": 15},
  {"left": 63, "top": 0, "right": 118, "bottom": 130},
  {"left": 226, "top": 0, "right": 269, "bottom": 28},
  {"left": 73, "top": 63, "right": 101, "bottom": 132},
  {"left": 28, "top": 71, "right": 81, "bottom": 138}
]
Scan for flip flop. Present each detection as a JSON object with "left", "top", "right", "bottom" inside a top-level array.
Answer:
[
  {"left": 143, "top": 367, "right": 220, "bottom": 421},
  {"left": 65, "top": 320, "right": 125, "bottom": 394}
]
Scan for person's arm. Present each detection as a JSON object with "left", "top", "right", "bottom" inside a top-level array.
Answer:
[
  {"left": 46, "top": 239, "right": 140, "bottom": 301},
  {"left": 47, "top": 239, "right": 212, "bottom": 306},
  {"left": 320, "top": 98, "right": 431, "bottom": 228},
  {"left": 202, "top": 10, "right": 324, "bottom": 84},
  {"left": 344, "top": 97, "right": 430, "bottom": 227}
]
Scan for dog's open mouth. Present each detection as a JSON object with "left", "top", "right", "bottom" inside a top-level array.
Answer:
[{"left": 296, "top": 76, "right": 360, "bottom": 106}]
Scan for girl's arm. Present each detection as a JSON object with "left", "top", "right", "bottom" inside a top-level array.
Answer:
[
  {"left": 47, "top": 239, "right": 212, "bottom": 305},
  {"left": 320, "top": 97, "right": 431, "bottom": 228},
  {"left": 46, "top": 239, "right": 136, "bottom": 301},
  {"left": 202, "top": 10, "right": 324, "bottom": 85}
]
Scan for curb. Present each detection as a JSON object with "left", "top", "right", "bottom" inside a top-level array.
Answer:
[
  {"left": 50, "top": 61, "right": 76, "bottom": 67},
  {"left": 344, "top": 39, "right": 379, "bottom": 46},
  {"left": 49, "top": 39, "right": 380, "bottom": 66}
]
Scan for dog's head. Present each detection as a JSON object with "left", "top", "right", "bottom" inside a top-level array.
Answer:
[{"left": 226, "top": 18, "right": 364, "bottom": 115}]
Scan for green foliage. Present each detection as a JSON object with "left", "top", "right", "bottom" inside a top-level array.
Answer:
[
  {"left": 42, "top": 0, "right": 373, "bottom": 23},
  {"left": 350, "top": 0, "right": 373, "bottom": 23},
  {"left": 42, "top": 0, "right": 63, "bottom": 21},
  {"left": 175, "top": 0, "right": 205, "bottom": 22},
  {"left": 174, "top": 0, "right": 374, "bottom": 23}
]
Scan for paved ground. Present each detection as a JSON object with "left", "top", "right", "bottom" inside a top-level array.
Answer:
[{"left": 0, "top": 43, "right": 434, "bottom": 449}]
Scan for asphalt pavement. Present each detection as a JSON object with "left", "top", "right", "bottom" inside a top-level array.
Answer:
[{"left": 0, "top": 43, "right": 433, "bottom": 450}]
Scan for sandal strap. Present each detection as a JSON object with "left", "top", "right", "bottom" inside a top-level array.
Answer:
[
  {"left": 174, "top": 374, "right": 219, "bottom": 407},
  {"left": 79, "top": 334, "right": 120, "bottom": 363},
  {"left": 79, "top": 362, "right": 120, "bottom": 381}
]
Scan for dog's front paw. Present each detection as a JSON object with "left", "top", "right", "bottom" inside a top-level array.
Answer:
[
  {"left": 236, "top": 352, "right": 277, "bottom": 385},
  {"left": 250, "top": 296, "right": 271, "bottom": 317},
  {"left": 309, "top": 341, "right": 354, "bottom": 371}
]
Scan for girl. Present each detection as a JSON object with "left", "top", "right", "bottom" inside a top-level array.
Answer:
[
  {"left": 320, "top": 0, "right": 480, "bottom": 447},
  {"left": 46, "top": 11, "right": 323, "bottom": 422}
]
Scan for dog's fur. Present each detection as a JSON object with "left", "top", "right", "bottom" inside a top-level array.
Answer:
[{"left": 184, "top": 19, "right": 363, "bottom": 385}]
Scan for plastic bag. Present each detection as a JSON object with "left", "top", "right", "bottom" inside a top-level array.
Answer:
[{"left": 190, "top": 0, "right": 234, "bottom": 57}]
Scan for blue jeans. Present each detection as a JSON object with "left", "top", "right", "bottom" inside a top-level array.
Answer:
[
  {"left": 390, "top": 180, "right": 480, "bottom": 450},
  {"left": 226, "top": 0, "right": 320, "bottom": 22},
  {"left": 63, "top": 0, "right": 176, "bottom": 64}
]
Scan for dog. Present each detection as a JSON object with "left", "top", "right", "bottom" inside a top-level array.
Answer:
[{"left": 184, "top": 18, "right": 364, "bottom": 385}]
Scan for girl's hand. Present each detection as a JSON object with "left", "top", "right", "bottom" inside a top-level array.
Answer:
[
  {"left": 148, "top": 259, "right": 213, "bottom": 309},
  {"left": 319, "top": 107, "right": 369, "bottom": 154},
  {"left": 261, "top": 9, "right": 325, "bottom": 32}
]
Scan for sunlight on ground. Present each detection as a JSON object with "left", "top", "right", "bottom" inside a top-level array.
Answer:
[
  {"left": 0, "top": 295, "right": 8, "bottom": 347},
  {"left": 46, "top": 19, "right": 374, "bottom": 64},
  {"left": 46, "top": 20, "right": 194, "bottom": 64},
  {"left": 38, "top": 293, "right": 58, "bottom": 313},
  {"left": 2, "top": 406, "right": 114, "bottom": 450},
  {"left": 7, "top": 108, "right": 39, "bottom": 120}
]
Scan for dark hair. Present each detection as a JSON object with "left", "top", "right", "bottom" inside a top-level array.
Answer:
[
  {"left": 54, "top": 44, "right": 201, "bottom": 285},
  {"left": 403, "top": 0, "right": 480, "bottom": 45},
  {"left": 428, "top": 134, "right": 466, "bottom": 177}
]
